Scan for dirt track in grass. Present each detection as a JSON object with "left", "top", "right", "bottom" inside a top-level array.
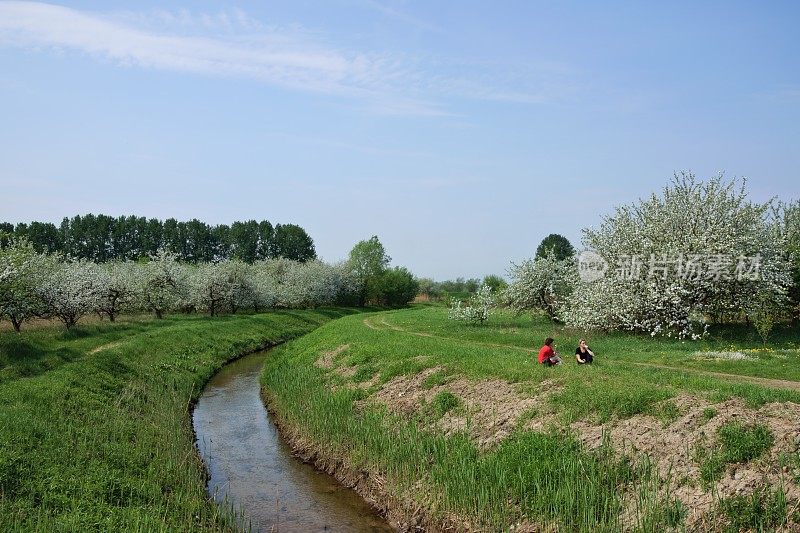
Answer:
[{"left": 632, "top": 362, "right": 800, "bottom": 392}]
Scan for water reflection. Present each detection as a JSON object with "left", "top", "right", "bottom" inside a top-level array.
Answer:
[{"left": 193, "top": 351, "right": 392, "bottom": 532}]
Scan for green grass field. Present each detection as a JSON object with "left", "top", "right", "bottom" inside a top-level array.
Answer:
[
  {"left": 2, "top": 305, "right": 798, "bottom": 531},
  {"left": 0, "top": 309, "right": 353, "bottom": 531},
  {"left": 262, "top": 306, "right": 800, "bottom": 531}
]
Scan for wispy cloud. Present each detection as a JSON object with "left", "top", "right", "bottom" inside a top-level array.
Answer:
[
  {"left": 354, "top": 0, "right": 443, "bottom": 33},
  {"left": 0, "top": 2, "right": 577, "bottom": 115}
]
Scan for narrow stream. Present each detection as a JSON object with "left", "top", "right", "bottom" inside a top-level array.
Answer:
[{"left": 193, "top": 350, "right": 393, "bottom": 532}]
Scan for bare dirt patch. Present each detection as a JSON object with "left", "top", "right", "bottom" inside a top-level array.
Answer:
[
  {"left": 314, "top": 343, "right": 351, "bottom": 369},
  {"left": 314, "top": 344, "right": 383, "bottom": 387},
  {"left": 358, "top": 367, "right": 800, "bottom": 528},
  {"left": 573, "top": 393, "right": 800, "bottom": 528},
  {"left": 360, "top": 368, "right": 557, "bottom": 450},
  {"left": 88, "top": 341, "right": 123, "bottom": 354}
]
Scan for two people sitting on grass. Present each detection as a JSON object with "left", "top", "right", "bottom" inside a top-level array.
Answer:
[
  {"left": 538, "top": 337, "right": 596, "bottom": 366},
  {"left": 538, "top": 337, "right": 562, "bottom": 366},
  {"left": 575, "top": 339, "right": 594, "bottom": 364}
]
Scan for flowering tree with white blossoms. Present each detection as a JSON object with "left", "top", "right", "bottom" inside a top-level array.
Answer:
[
  {"left": 140, "top": 250, "right": 187, "bottom": 319},
  {"left": 0, "top": 237, "right": 50, "bottom": 332},
  {"left": 564, "top": 173, "right": 793, "bottom": 339},
  {"left": 95, "top": 261, "right": 141, "bottom": 321},
  {"left": 222, "top": 260, "right": 255, "bottom": 313},
  {"left": 449, "top": 284, "right": 494, "bottom": 324},
  {"left": 504, "top": 251, "right": 578, "bottom": 320},
  {"left": 777, "top": 200, "right": 800, "bottom": 321},
  {"left": 36, "top": 259, "right": 104, "bottom": 329},
  {"left": 191, "top": 262, "right": 231, "bottom": 316},
  {"left": 277, "top": 260, "right": 351, "bottom": 308},
  {"left": 250, "top": 261, "right": 279, "bottom": 311}
]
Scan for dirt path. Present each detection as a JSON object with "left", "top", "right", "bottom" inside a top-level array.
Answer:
[
  {"left": 632, "top": 361, "right": 800, "bottom": 392},
  {"left": 364, "top": 313, "right": 800, "bottom": 392},
  {"left": 363, "top": 314, "right": 537, "bottom": 353},
  {"left": 88, "top": 341, "right": 123, "bottom": 354}
]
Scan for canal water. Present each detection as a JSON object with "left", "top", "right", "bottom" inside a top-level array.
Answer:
[{"left": 193, "top": 350, "right": 393, "bottom": 532}]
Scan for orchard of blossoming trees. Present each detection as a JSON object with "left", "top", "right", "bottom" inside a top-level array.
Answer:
[
  {"left": 0, "top": 236, "right": 418, "bottom": 332},
  {"left": 504, "top": 173, "right": 800, "bottom": 339}
]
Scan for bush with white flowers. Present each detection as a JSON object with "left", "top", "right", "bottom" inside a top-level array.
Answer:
[{"left": 449, "top": 284, "right": 494, "bottom": 324}]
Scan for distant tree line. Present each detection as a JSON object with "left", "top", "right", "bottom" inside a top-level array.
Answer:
[
  {"left": 0, "top": 214, "right": 315, "bottom": 263},
  {"left": 417, "top": 275, "right": 508, "bottom": 301}
]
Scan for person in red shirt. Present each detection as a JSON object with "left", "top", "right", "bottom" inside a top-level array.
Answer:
[{"left": 538, "top": 337, "right": 562, "bottom": 366}]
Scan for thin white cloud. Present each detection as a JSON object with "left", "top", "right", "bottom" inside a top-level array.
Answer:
[
  {"left": 0, "top": 2, "right": 577, "bottom": 115},
  {"left": 355, "top": 0, "right": 443, "bottom": 33}
]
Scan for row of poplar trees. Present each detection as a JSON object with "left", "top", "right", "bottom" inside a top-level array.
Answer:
[{"left": 0, "top": 214, "right": 316, "bottom": 264}]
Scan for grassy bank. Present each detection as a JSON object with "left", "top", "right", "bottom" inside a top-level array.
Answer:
[
  {"left": 262, "top": 306, "right": 800, "bottom": 531},
  {"left": 0, "top": 309, "right": 352, "bottom": 531}
]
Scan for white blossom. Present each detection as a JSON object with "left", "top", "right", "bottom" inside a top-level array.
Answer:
[
  {"left": 449, "top": 285, "right": 494, "bottom": 324},
  {"left": 504, "top": 251, "right": 578, "bottom": 320},
  {"left": 0, "top": 237, "right": 50, "bottom": 331},
  {"left": 190, "top": 262, "right": 230, "bottom": 316},
  {"left": 96, "top": 261, "right": 141, "bottom": 321},
  {"left": 140, "top": 250, "right": 187, "bottom": 319},
  {"left": 36, "top": 259, "right": 104, "bottom": 329},
  {"left": 563, "top": 173, "right": 793, "bottom": 338}
]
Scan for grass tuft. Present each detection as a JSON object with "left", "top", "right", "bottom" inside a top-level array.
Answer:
[
  {"left": 719, "top": 487, "right": 788, "bottom": 531},
  {"left": 698, "top": 422, "right": 774, "bottom": 486},
  {"left": 429, "top": 390, "right": 461, "bottom": 418}
]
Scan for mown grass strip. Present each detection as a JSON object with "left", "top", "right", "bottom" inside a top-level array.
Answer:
[{"left": 0, "top": 309, "right": 352, "bottom": 531}]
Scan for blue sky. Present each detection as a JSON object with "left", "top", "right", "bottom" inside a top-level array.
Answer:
[{"left": 1, "top": 1, "right": 798, "bottom": 279}]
